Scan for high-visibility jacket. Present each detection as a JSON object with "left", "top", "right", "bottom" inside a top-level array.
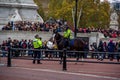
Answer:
[
  {"left": 33, "top": 38, "right": 42, "bottom": 48},
  {"left": 63, "top": 29, "right": 72, "bottom": 39}
]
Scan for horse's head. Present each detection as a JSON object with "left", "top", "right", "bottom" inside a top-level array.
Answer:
[
  {"left": 53, "top": 32, "right": 64, "bottom": 49},
  {"left": 54, "top": 32, "right": 63, "bottom": 42}
]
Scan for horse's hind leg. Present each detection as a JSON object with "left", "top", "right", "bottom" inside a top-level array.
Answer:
[
  {"left": 60, "top": 58, "right": 62, "bottom": 64},
  {"left": 81, "top": 53, "right": 84, "bottom": 61},
  {"left": 59, "top": 52, "right": 63, "bottom": 64},
  {"left": 75, "top": 53, "right": 79, "bottom": 64},
  {"left": 117, "top": 55, "right": 120, "bottom": 62},
  {"left": 77, "top": 53, "right": 79, "bottom": 60}
]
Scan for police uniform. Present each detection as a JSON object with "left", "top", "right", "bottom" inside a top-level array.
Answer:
[
  {"left": 63, "top": 28, "right": 72, "bottom": 48},
  {"left": 33, "top": 35, "right": 42, "bottom": 64},
  {"left": 63, "top": 28, "right": 72, "bottom": 39}
]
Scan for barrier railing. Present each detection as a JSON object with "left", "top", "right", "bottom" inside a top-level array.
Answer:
[
  {"left": 7, "top": 47, "right": 120, "bottom": 71},
  {"left": 0, "top": 49, "right": 8, "bottom": 66}
]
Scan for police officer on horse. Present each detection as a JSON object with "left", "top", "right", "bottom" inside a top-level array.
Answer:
[{"left": 63, "top": 26, "right": 72, "bottom": 48}]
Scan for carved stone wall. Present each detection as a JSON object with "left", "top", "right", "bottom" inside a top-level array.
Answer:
[{"left": 0, "top": 0, "right": 44, "bottom": 28}]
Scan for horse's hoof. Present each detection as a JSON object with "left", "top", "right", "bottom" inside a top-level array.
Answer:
[
  {"left": 97, "top": 59, "right": 100, "bottom": 61},
  {"left": 59, "top": 61, "right": 62, "bottom": 64},
  {"left": 100, "top": 59, "right": 103, "bottom": 61},
  {"left": 75, "top": 62, "right": 77, "bottom": 64},
  {"left": 117, "top": 59, "right": 119, "bottom": 62},
  {"left": 110, "top": 59, "right": 113, "bottom": 61}
]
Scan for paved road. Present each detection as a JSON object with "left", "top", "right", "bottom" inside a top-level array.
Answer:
[{"left": 0, "top": 59, "right": 120, "bottom": 80}]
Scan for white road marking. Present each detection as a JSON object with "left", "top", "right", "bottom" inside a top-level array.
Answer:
[
  {"left": 78, "top": 70, "right": 120, "bottom": 75},
  {"left": 0, "top": 64, "right": 5, "bottom": 66},
  {"left": 12, "top": 67, "right": 120, "bottom": 80}
]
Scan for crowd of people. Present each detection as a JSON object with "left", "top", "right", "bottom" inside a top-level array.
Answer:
[
  {"left": 1, "top": 17, "right": 120, "bottom": 38},
  {"left": 1, "top": 18, "right": 67, "bottom": 32},
  {"left": 0, "top": 37, "right": 120, "bottom": 62},
  {"left": 0, "top": 18, "right": 120, "bottom": 62},
  {"left": 0, "top": 37, "right": 57, "bottom": 58},
  {"left": 77, "top": 27, "right": 120, "bottom": 38},
  {"left": 0, "top": 38, "right": 33, "bottom": 57},
  {"left": 90, "top": 40, "right": 120, "bottom": 61}
]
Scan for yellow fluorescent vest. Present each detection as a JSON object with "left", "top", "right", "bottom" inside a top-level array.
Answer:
[
  {"left": 38, "top": 39, "right": 42, "bottom": 48},
  {"left": 33, "top": 38, "right": 42, "bottom": 48},
  {"left": 63, "top": 29, "right": 72, "bottom": 39}
]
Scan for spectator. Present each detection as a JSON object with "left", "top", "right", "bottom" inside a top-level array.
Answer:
[
  {"left": 107, "top": 40, "right": 116, "bottom": 61},
  {"left": 27, "top": 39, "right": 33, "bottom": 56},
  {"left": 103, "top": 42, "right": 107, "bottom": 59},
  {"left": 97, "top": 40, "right": 104, "bottom": 60},
  {"left": 116, "top": 41, "right": 120, "bottom": 62},
  {"left": 84, "top": 41, "right": 89, "bottom": 58},
  {"left": 91, "top": 42, "right": 98, "bottom": 59},
  {"left": 1, "top": 40, "right": 7, "bottom": 57}
]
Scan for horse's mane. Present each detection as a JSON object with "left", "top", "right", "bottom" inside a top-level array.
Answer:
[
  {"left": 54, "top": 32, "right": 64, "bottom": 49},
  {"left": 55, "top": 32, "right": 63, "bottom": 40},
  {"left": 49, "top": 37, "right": 53, "bottom": 42}
]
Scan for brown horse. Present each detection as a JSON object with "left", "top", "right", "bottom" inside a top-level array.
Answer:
[{"left": 53, "top": 32, "right": 85, "bottom": 64}]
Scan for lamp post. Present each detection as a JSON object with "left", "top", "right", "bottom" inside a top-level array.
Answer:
[{"left": 74, "top": 0, "right": 78, "bottom": 38}]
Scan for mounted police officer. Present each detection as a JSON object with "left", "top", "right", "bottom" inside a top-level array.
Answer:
[
  {"left": 63, "top": 26, "right": 72, "bottom": 48},
  {"left": 32, "top": 34, "right": 42, "bottom": 64}
]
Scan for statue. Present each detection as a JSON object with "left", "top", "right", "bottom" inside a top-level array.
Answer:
[
  {"left": 110, "top": 11, "right": 118, "bottom": 21},
  {"left": 110, "top": 11, "right": 119, "bottom": 30}
]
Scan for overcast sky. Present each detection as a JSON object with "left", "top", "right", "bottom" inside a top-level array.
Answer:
[{"left": 101, "top": 0, "right": 120, "bottom": 3}]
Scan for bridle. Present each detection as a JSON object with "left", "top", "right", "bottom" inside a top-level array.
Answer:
[{"left": 54, "top": 33, "right": 63, "bottom": 44}]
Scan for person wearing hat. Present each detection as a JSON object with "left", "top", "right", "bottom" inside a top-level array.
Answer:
[
  {"left": 32, "top": 34, "right": 42, "bottom": 64},
  {"left": 63, "top": 26, "right": 72, "bottom": 48}
]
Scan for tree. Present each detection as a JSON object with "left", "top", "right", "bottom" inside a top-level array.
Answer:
[
  {"left": 48, "top": 0, "right": 63, "bottom": 18},
  {"left": 48, "top": 0, "right": 110, "bottom": 29},
  {"left": 78, "top": 0, "right": 110, "bottom": 28}
]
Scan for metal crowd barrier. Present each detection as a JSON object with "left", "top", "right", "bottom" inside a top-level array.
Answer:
[
  {"left": 0, "top": 49, "right": 8, "bottom": 66},
  {"left": 7, "top": 47, "right": 120, "bottom": 71}
]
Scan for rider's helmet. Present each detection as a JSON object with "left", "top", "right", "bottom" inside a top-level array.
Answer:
[
  {"left": 35, "top": 34, "right": 39, "bottom": 38},
  {"left": 65, "top": 26, "right": 69, "bottom": 31}
]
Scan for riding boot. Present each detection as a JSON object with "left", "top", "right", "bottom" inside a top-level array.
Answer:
[
  {"left": 65, "top": 38, "right": 69, "bottom": 49},
  {"left": 33, "top": 60, "right": 35, "bottom": 64}
]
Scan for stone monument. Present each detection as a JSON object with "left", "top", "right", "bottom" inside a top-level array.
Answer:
[
  {"left": 109, "top": 11, "right": 119, "bottom": 30},
  {"left": 0, "top": 0, "right": 44, "bottom": 29}
]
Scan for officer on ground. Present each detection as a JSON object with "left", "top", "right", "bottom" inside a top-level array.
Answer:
[{"left": 32, "top": 34, "right": 42, "bottom": 64}]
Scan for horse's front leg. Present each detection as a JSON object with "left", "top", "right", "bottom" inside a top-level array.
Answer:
[{"left": 59, "top": 52, "right": 63, "bottom": 64}]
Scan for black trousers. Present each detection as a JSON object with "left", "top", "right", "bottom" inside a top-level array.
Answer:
[
  {"left": 64, "top": 38, "right": 69, "bottom": 48},
  {"left": 33, "top": 48, "right": 41, "bottom": 63}
]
